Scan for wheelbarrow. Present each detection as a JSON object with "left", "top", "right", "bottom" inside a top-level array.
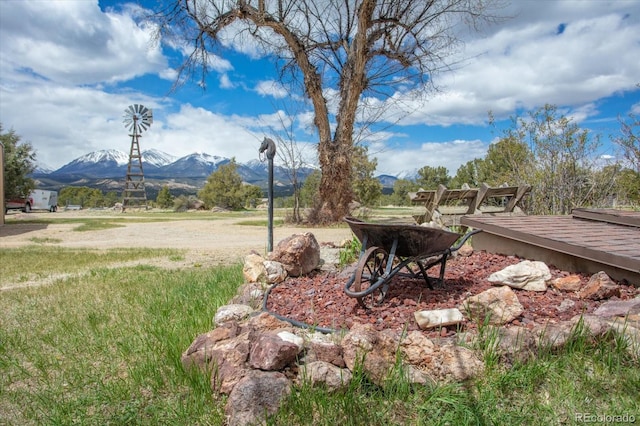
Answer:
[{"left": 343, "top": 217, "right": 481, "bottom": 308}]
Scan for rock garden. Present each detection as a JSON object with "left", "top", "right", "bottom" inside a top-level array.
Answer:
[{"left": 181, "top": 232, "right": 640, "bottom": 426}]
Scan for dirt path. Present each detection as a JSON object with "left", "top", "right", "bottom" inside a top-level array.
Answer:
[{"left": 1, "top": 211, "right": 353, "bottom": 269}]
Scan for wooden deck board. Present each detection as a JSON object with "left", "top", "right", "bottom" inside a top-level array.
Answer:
[{"left": 461, "top": 209, "right": 640, "bottom": 284}]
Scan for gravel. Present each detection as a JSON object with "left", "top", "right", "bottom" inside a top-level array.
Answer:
[{"left": 265, "top": 250, "right": 639, "bottom": 337}]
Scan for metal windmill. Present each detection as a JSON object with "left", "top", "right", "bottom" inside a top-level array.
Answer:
[{"left": 122, "top": 104, "right": 153, "bottom": 210}]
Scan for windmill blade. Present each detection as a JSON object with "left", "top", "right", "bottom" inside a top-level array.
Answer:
[{"left": 123, "top": 104, "right": 152, "bottom": 133}]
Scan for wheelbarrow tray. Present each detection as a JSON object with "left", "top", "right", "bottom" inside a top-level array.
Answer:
[
  {"left": 343, "top": 217, "right": 480, "bottom": 309},
  {"left": 344, "top": 216, "right": 461, "bottom": 258}
]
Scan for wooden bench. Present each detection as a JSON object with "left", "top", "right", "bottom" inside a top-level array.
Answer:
[
  {"left": 474, "top": 183, "right": 531, "bottom": 213},
  {"left": 409, "top": 183, "right": 531, "bottom": 225}
]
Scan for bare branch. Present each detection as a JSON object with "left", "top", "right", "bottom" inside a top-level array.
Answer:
[{"left": 151, "top": 0, "right": 508, "bottom": 221}]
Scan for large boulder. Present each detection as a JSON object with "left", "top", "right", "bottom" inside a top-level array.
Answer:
[
  {"left": 341, "top": 324, "right": 398, "bottom": 386},
  {"left": 225, "top": 370, "right": 291, "bottom": 426},
  {"left": 181, "top": 322, "right": 242, "bottom": 372},
  {"left": 270, "top": 233, "right": 321, "bottom": 277},
  {"left": 400, "top": 330, "right": 484, "bottom": 382},
  {"left": 249, "top": 333, "right": 301, "bottom": 371},
  {"left": 243, "top": 253, "right": 267, "bottom": 283},
  {"left": 460, "top": 286, "right": 524, "bottom": 325},
  {"left": 578, "top": 271, "right": 621, "bottom": 300},
  {"left": 488, "top": 260, "right": 551, "bottom": 292},
  {"left": 298, "top": 361, "right": 353, "bottom": 391},
  {"left": 242, "top": 253, "right": 288, "bottom": 285},
  {"left": 214, "top": 304, "right": 254, "bottom": 326},
  {"left": 304, "top": 337, "right": 346, "bottom": 368}
]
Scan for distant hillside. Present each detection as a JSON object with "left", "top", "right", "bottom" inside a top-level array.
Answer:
[{"left": 32, "top": 149, "right": 325, "bottom": 198}]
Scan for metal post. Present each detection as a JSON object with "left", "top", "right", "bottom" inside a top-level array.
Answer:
[{"left": 259, "top": 137, "right": 276, "bottom": 252}]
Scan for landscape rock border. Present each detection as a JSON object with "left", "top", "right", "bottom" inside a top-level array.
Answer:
[{"left": 183, "top": 233, "right": 640, "bottom": 426}]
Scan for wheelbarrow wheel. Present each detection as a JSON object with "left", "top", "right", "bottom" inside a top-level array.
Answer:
[{"left": 354, "top": 246, "right": 389, "bottom": 308}]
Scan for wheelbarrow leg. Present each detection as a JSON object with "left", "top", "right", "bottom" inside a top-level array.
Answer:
[
  {"left": 417, "top": 250, "right": 450, "bottom": 288},
  {"left": 416, "top": 262, "right": 434, "bottom": 290},
  {"left": 436, "top": 252, "right": 449, "bottom": 286}
]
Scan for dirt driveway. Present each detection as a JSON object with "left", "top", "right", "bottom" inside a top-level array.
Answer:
[{"left": 1, "top": 210, "right": 353, "bottom": 268}]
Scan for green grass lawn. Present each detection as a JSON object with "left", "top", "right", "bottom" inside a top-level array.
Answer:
[
  {"left": 0, "top": 245, "right": 638, "bottom": 425},
  {"left": 0, "top": 248, "right": 242, "bottom": 424}
]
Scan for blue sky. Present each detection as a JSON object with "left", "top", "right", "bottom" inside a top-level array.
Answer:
[{"left": 1, "top": 0, "right": 639, "bottom": 177}]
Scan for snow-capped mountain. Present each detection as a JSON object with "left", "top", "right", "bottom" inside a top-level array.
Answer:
[
  {"left": 48, "top": 149, "right": 177, "bottom": 178},
  {"left": 243, "top": 158, "right": 267, "bottom": 171},
  {"left": 33, "top": 149, "right": 387, "bottom": 196},
  {"left": 242, "top": 158, "right": 319, "bottom": 184},
  {"left": 82, "top": 149, "right": 130, "bottom": 166},
  {"left": 395, "top": 169, "right": 419, "bottom": 180},
  {"left": 34, "top": 162, "right": 55, "bottom": 174},
  {"left": 50, "top": 149, "right": 131, "bottom": 177},
  {"left": 156, "top": 152, "right": 230, "bottom": 178},
  {"left": 142, "top": 149, "right": 176, "bottom": 168}
]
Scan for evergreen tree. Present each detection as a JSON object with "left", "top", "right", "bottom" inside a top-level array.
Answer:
[
  {"left": 415, "top": 165, "right": 450, "bottom": 190},
  {"left": 240, "top": 184, "right": 264, "bottom": 209},
  {"left": 198, "top": 160, "right": 245, "bottom": 210},
  {"left": 300, "top": 169, "right": 321, "bottom": 208},
  {"left": 1, "top": 124, "right": 36, "bottom": 199},
  {"left": 390, "top": 178, "right": 419, "bottom": 206},
  {"left": 351, "top": 146, "right": 382, "bottom": 207},
  {"left": 156, "top": 186, "right": 174, "bottom": 208}
]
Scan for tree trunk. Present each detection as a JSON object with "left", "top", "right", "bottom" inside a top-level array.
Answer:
[
  {"left": 316, "top": 0, "right": 375, "bottom": 222},
  {"left": 318, "top": 137, "right": 353, "bottom": 222}
]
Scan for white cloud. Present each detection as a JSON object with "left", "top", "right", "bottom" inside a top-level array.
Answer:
[
  {"left": 219, "top": 73, "right": 235, "bottom": 89},
  {"left": 158, "top": 67, "right": 179, "bottom": 81},
  {"left": 146, "top": 105, "right": 262, "bottom": 163},
  {"left": 375, "top": 139, "right": 489, "bottom": 177},
  {"left": 0, "top": 78, "right": 266, "bottom": 170},
  {"left": 217, "top": 22, "right": 274, "bottom": 59},
  {"left": 0, "top": 79, "right": 161, "bottom": 168},
  {"left": 567, "top": 103, "right": 600, "bottom": 124},
  {"left": 379, "top": 5, "right": 640, "bottom": 127},
  {"left": 255, "top": 80, "right": 290, "bottom": 99},
  {"left": 0, "top": 0, "right": 166, "bottom": 85}
]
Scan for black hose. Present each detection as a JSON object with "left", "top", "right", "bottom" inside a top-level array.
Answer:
[{"left": 261, "top": 279, "right": 342, "bottom": 334}]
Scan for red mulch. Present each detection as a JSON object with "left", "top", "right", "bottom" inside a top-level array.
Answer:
[{"left": 265, "top": 251, "right": 639, "bottom": 338}]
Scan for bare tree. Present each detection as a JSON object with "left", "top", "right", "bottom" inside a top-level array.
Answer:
[
  {"left": 268, "top": 107, "right": 309, "bottom": 223},
  {"left": 614, "top": 112, "right": 640, "bottom": 173},
  {"left": 154, "top": 0, "right": 505, "bottom": 222},
  {"left": 521, "top": 104, "right": 608, "bottom": 215}
]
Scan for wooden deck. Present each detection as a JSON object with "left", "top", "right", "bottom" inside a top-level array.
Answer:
[{"left": 460, "top": 209, "right": 640, "bottom": 286}]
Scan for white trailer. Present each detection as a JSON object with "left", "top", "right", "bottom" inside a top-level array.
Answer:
[{"left": 28, "top": 190, "right": 58, "bottom": 212}]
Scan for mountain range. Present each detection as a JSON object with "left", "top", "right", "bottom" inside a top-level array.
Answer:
[{"left": 32, "top": 149, "right": 400, "bottom": 198}]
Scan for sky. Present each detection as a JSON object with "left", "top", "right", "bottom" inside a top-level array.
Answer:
[{"left": 1, "top": 0, "right": 639, "bottom": 177}]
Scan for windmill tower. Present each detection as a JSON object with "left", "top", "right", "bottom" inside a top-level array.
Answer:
[{"left": 122, "top": 104, "right": 153, "bottom": 211}]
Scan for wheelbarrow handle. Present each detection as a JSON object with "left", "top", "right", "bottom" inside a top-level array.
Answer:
[{"left": 450, "top": 228, "right": 482, "bottom": 252}]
